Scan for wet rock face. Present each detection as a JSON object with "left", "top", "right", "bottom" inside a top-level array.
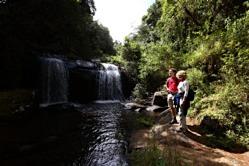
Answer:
[
  {"left": 66, "top": 60, "right": 101, "bottom": 103},
  {"left": 38, "top": 58, "right": 126, "bottom": 104},
  {"left": 68, "top": 68, "right": 98, "bottom": 103},
  {"left": 66, "top": 60, "right": 101, "bottom": 70},
  {"left": 120, "top": 70, "right": 134, "bottom": 99}
]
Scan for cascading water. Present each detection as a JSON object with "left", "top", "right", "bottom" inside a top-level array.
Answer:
[
  {"left": 40, "top": 58, "right": 68, "bottom": 106},
  {"left": 0, "top": 60, "right": 131, "bottom": 166},
  {"left": 97, "top": 63, "right": 123, "bottom": 101}
]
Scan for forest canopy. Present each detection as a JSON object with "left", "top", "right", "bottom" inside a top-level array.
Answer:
[
  {"left": 0, "top": 0, "right": 114, "bottom": 58},
  {"left": 0, "top": 0, "right": 115, "bottom": 88}
]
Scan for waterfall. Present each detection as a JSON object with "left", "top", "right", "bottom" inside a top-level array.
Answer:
[
  {"left": 40, "top": 58, "right": 68, "bottom": 106},
  {"left": 97, "top": 63, "right": 123, "bottom": 101}
]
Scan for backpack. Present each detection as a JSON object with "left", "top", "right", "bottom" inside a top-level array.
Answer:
[{"left": 187, "top": 88, "right": 195, "bottom": 101}]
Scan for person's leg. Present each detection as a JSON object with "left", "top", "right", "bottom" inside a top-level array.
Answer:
[
  {"left": 168, "top": 94, "right": 177, "bottom": 124},
  {"left": 179, "top": 101, "right": 190, "bottom": 131},
  {"left": 180, "top": 115, "right": 187, "bottom": 131},
  {"left": 178, "top": 109, "right": 187, "bottom": 132},
  {"left": 174, "top": 94, "right": 180, "bottom": 114}
]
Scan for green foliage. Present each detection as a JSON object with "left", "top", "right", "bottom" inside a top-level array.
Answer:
[
  {"left": 226, "top": 129, "right": 249, "bottom": 149},
  {"left": 138, "top": 43, "right": 181, "bottom": 93},
  {"left": 185, "top": 68, "right": 209, "bottom": 112},
  {"left": 0, "top": 0, "right": 115, "bottom": 59},
  {"left": 187, "top": 68, "right": 205, "bottom": 89},
  {"left": 122, "top": 39, "right": 141, "bottom": 61},
  {"left": 137, "top": 0, "right": 162, "bottom": 43},
  {"left": 192, "top": 81, "right": 249, "bottom": 147},
  {"left": 186, "top": 68, "right": 213, "bottom": 101},
  {"left": 116, "top": 0, "right": 249, "bottom": 148},
  {"left": 88, "top": 21, "right": 115, "bottom": 58},
  {"left": 132, "top": 83, "right": 148, "bottom": 99},
  {"left": 222, "top": 10, "right": 249, "bottom": 84},
  {"left": 118, "top": 39, "right": 142, "bottom": 85},
  {"left": 202, "top": 132, "right": 248, "bottom": 151},
  {"left": 139, "top": 44, "right": 173, "bottom": 80},
  {"left": 184, "top": 34, "right": 224, "bottom": 71},
  {"left": 0, "top": 0, "right": 93, "bottom": 56},
  {"left": 107, "top": 42, "right": 125, "bottom": 66}
]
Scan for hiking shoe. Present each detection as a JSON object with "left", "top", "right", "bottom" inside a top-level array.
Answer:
[
  {"left": 170, "top": 119, "right": 178, "bottom": 124},
  {"left": 176, "top": 127, "right": 187, "bottom": 133}
]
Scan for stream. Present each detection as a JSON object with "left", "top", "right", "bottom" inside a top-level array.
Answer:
[{"left": 0, "top": 103, "right": 129, "bottom": 166}]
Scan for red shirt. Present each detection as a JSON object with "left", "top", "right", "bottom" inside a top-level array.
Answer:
[{"left": 166, "top": 76, "right": 179, "bottom": 93}]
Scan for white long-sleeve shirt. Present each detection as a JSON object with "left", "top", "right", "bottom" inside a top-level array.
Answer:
[{"left": 177, "top": 79, "right": 189, "bottom": 98}]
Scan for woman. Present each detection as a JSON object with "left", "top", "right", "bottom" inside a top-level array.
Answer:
[{"left": 176, "top": 70, "right": 190, "bottom": 132}]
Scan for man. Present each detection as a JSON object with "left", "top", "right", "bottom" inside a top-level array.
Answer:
[{"left": 166, "top": 68, "right": 179, "bottom": 124}]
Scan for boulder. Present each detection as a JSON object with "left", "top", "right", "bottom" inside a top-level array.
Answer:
[
  {"left": 146, "top": 105, "right": 167, "bottom": 112},
  {"left": 124, "top": 102, "right": 146, "bottom": 110},
  {"left": 157, "top": 108, "right": 172, "bottom": 124},
  {"left": 151, "top": 91, "right": 168, "bottom": 107}
]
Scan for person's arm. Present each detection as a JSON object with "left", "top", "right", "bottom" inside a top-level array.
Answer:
[
  {"left": 183, "top": 81, "right": 189, "bottom": 101},
  {"left": 166, "top": 78, "right": 169, "bottom": 92}
]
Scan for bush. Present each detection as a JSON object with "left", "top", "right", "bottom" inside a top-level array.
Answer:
[
  {"left": 192, "top": 81, "right": 249, "bottom": 148},
  {"left": 132, "top": 83, "right": 148, "bottom": 99},
  {"left": 187, "top": 68, "right": 205, "bottom": 89}
]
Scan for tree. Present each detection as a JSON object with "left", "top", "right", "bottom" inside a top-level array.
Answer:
[{"left": 0, "top": 0, "right": 114, "bottom": 89}]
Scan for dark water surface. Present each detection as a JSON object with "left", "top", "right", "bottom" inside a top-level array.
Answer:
[{"left": 0, "top": 103, "right": 129, "bottom": 166}]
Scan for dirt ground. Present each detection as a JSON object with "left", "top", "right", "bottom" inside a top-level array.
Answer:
[{"left": 129, "top": 117, "right": 249, "bottom": 166}]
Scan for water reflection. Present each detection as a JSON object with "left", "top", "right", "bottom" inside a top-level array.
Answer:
[{"left": 0, "top": 103, "right": 128, "bottom": 166}]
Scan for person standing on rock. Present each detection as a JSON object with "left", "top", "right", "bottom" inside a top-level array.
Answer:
[
  {"left": 176, "top": 70, "right": 190, "bottom": 132},
  {"left": 166, "top": 68, "right": 179, "bottom": 124}
]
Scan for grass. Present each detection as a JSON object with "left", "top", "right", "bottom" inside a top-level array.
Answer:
[
  {"left": 121, "top": 111, "right": 155, "bottom": 132},
  {"left": 128, "top": 141, "right": 183, "bottom": 166}
]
